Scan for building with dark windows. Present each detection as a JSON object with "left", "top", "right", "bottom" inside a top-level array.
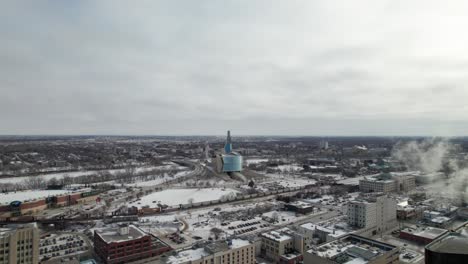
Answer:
[
  {"left": 94, "top": 224, "right": 171, "bottom": 264},
  {"left": 0, "top": 223, "right": 39, "bottom": 264}
]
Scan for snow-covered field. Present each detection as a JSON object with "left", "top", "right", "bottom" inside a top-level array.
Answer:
[
  {"left": 129, "top": 188, "right": 239, "bottom": 208},
  {"left": 0, "top": 189, "right": 78, "bottom": 205},
  {"left": 0, "top": 163, "right": 187, "bottom": 184}
]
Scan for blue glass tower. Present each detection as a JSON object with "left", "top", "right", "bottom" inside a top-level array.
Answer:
[{"left": 224, "top": 130, "right": 232, "bottom": 153}]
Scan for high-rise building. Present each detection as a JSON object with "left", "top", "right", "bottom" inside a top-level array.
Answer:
[
  {"left": 0, "top": 223, "right": 39, "bottom": 264},
  {"left": 347, "top": 194, "right": 397, "bottom": 235}
]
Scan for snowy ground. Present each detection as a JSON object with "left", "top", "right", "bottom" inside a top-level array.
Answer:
[
  {"left": 244, "top": 159, "right": 269, "bottom": 165},
  {"left": 0, "top": 189, "right": 84, "bottom": 205},
  {"left": 277, "top": 164, "right": 304, "bottom": 172},
  {"left": 129, "top": 188, "right": 239, "bottom": 208},
  {"left": 254, "top": 173, "right": 316, "bottom": 190},
  {"left": 139, "top": 200, "right": 278, "bottom": 241},
  {"left": 0, "top": 162, "right": 186, "bottom": 184}
]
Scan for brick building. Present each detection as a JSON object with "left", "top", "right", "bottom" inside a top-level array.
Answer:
[{"left": 94, "top": 224, "right": 171, "bottom": 264}]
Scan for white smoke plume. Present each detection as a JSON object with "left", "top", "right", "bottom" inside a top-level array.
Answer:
[{"left": 392, "top": 138, "right": 468, "bottom": 204}]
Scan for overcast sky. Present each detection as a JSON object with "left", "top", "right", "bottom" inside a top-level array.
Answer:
[{"left": 1, "top": 1, "right": 468, "bottom": 136}]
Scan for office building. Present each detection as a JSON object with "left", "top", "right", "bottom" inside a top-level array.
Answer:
[
  {"left": 347, "top": 194, "right": 397, "bottom": 235},
  {"left": 359, "top": 173, "right": 415, "bottom": 193},
  {"left": 0, "top": 223, "right": 39, "bottom": 264},
  {"left": 94, "top": 224, "right": 171, "bottom": 264},
  {"left": 260, "top": 228, "right": 305, "bottom": 263}
]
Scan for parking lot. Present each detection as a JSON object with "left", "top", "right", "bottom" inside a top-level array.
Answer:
[{"left": 40, "top": 233, "right": 91, "bottom": 262}]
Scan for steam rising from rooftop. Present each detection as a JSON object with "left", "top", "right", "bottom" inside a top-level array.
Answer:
[{"left": 392, "top": 138, "right": 468, "bottom": 204}]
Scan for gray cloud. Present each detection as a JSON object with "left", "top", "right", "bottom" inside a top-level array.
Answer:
[{"left": 1, "top": 0, "right": 468, "bottom": 136}]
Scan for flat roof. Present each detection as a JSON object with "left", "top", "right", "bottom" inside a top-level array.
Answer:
[
  {"left": 426, "top": 222, "right": 468, "bottom": 254},
  {"left": 288, "top": 201, "right": 314, "bottom": 209},
  {"left": 262, "top": 229, "right": 292, "bottom": 242},
  {"left": 167, "top": 240, "right": 251, "bottom": 264},
  {"left": 96, "top": 225, "right": 147, "bottom": 243},
  {"left": 308, "top": 234, "right": 397, "bottom": 264},
  {"left": 301, "top": 221, "right": 352, "bottom": 238},
  {"left": 401, "top": 226, "right": 447, "bottom": 240}
]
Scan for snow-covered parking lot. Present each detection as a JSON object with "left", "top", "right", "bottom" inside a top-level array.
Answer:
[
  {"left": 40, "top": 233, "right": 89, "bottom": 262},
  {"left": 129, "top": 188, "right": 239, "bottom": 208}
]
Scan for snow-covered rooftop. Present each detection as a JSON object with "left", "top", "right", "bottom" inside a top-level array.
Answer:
[
  {"left": 308, "top": 235, "right": 397, "bottom": 264},
  {"left": 261, "top": 230, "right": 292, "bottom": 242},
  {"left": 95, "top": 225, "right": 147, "bottom": 243}
]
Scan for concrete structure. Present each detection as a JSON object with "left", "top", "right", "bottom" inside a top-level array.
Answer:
[
  {"left": 166, "top": 239, "right": 254, "bottom": 264},
  {"left": 0, "top": 223, "right": 39, "bottom": 264},
  {"left": 347, "top": 194, "right": 397, "bottom": 235},
  {"left": 397, "top": 205, "right": 417, "bottom": 220},
  {"left": 423, "top": 211, "right": 453, "bottom": 228},
  {"left": 399, "top": 226, "right": 447, "bottom": 245},
  {"left": 284, "top": 201, "right": 315, "bottom": 215},
  {"left": 94, "top": 224, "right": 171, "bottom": 264},
  {"left": 299, "top": 220, "right": 354, "bottom": 246},
  {"left": 304, "top": 234, "right": 399, "bottom": 264},
  {"left": 260, "top": 228, "right": 305, "bottom": 263},
  {"left": 425, "top": 222, "right": 468, "bottom": 264},
  {"left": 215, "top": 131, "right": 243, "bottom": 173},
  {"left": 359, "top": 173, "right": 415, "bottom": 193}
]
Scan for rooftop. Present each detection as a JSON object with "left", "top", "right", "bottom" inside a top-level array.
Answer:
[
  {"left": 288, "top": 201, "right": 314, "bottom": 209},
  {"left": 308, "top": 234, "right": 397, "bottom": 264},
  {"left": 301, "top": 220, "right": 353, "bottom": 239},
  {"left": 261, "top": 228, "right": 293, "bottom": 242},
  {"left": 167, "top": 239, "right": 251, "bottom": 264},
  {"left": 0, "top": 223, "right": 37, "bottom": 236},
  {"left": 95, "top": 224, "right": 147, "bottom": 243},
  {"left": 400, "top": 226, "right": 447, "bottom": 240},
  {"left": 426, "top": 222, "right": 468, "bottom": 254}
]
